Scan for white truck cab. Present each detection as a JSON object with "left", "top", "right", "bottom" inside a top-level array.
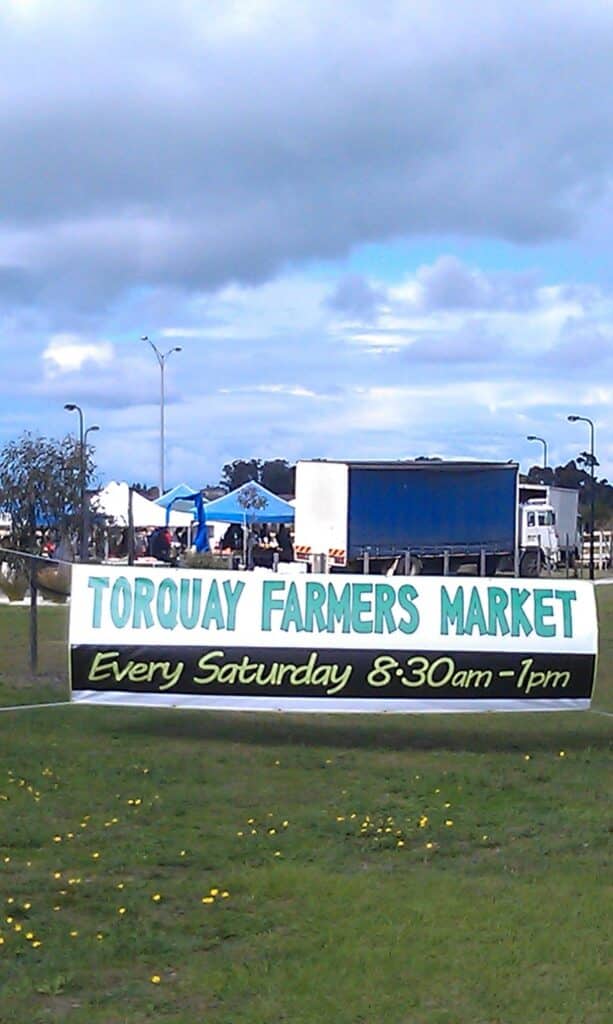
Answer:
[{"left": 519, "top": 499, "right": 559, "bottom": 569}]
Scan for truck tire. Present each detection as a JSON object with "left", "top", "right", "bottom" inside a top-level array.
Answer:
[{"left": 520, "top": 550, "right": 541, "bottom": 578}]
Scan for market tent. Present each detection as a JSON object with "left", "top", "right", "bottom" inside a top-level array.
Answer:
[
  {"left": 203, "top": 482, "right": 295, "bottom": 524},
  {"left": 155, "top": 483, "right": 200, "bottom": 515},
  {"left": 160, "top": 489, "right": 210, "bottom": 552},
  {"left": 92, "top": 482, "right": 193, "bottom": 528}
]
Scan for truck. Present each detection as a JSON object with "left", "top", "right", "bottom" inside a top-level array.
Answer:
[
  {"left": 518, "top": 483, "right": 581, "bottom": 567},
  {"left": 293, "top": 459, "right": 560, "bottom": 576}
]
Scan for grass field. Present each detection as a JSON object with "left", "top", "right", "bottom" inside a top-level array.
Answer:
[{"left": 0, "top": 589, "right": 611, "bottom": 1023}]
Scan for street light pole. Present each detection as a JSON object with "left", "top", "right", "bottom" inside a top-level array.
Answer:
[
  {"left": 568, "top": 414, "right": 596, "bottom": 580},
  {"left": 64, "top": 403, "right": 86, "bottom": 561},
  {"left": 526, "top": 434, "right": 548, "bottom": 470},
  {"left": 142, "top": 336, "right": 182, "bottom": 496},
  {"left": 83, "top": 425, "right": 100, "bottom": 561}
]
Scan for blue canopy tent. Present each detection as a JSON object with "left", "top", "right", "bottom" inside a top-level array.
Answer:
[
  {"left": 202, "top": 482, "right": 294, "bottom": 525},
  {"left": 155, "top": 483, "right": 200, "bottom": 514},
  {"left": 203, "top": 482, "right": 294, "bottom": 566},
  {"left": 161, "top": 488, "right": 210, "bottom": 553}
]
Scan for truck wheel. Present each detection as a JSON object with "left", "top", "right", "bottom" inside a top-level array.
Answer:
[{"left": 520, "top": 550, "right": 541, "bottom": 578}]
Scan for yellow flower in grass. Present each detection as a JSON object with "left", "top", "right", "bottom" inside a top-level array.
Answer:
[
  {"left": 151, "top": 975, "right": 161, "bottom": 984},
  {"left": 221, "top": 891, "right": 230, "bottom": 898},
  {"left": 32, "top": 940, "right": 41, "bottom": 948},
  {"left": 445, "top": 819, "right": 454, "bottom": 827},
  {"left": 209, "top": 888, "right": 219, "bottom": 896},
  {"left": 69, "top": 930, "right": 78, "bottom": 937},
  {"left": 92, "top": 852, "right": 100, "bottom": 860},
  {"left": 152, "top": 893, "right": 161, "bottom": 903},
  {"left": 25, "top": 931, "right": 34, "bottom": 940},
  {"left": 118, "top": 907, "right": 126, "bottom": 915},
  {"left": 418, "top": 815, "right": 428, "bottom": 828}
]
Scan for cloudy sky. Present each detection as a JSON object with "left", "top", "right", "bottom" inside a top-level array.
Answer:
[{"left": 1, "top": 0, "right": 612, "bottom": 489}]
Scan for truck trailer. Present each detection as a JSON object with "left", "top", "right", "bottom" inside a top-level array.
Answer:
[{"left": 294, "top": 459, "right": 559, "bottom": 576}]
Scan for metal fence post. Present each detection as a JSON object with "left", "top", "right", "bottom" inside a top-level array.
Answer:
[{"left": 29, "top": 559, "right": 38, "bottom": 674}]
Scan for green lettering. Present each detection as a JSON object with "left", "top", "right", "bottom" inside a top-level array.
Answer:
[
  {"left": 534, "top": 588, "right": 555, "bottom": 638},
  {"left": 555, "top": 589, "right": 576, "bottom": 638},
  {"left": 464, "top": 587, "right": 487, "bottom": 635},
  {"left": 222, "top": 579, "right": 245, "bottom": 630},
  {"left": 179, "top": 578, "right": 202, "bottom": 628},
  {"left": 133, "top": 577, "right": 155, "bottom": 629},
  {"left": 374, "top": 584, "right": 397, "bottom": 633},
  {"left": 88, "top": 649, "right": 119, "bottom": 682},
  {"left": 304, "top": 582, "right": 327, "bottom": 632},
  {"left": 441, "top": 586, "right": 465, "bottom": 636},
  {"left": 280, "top": 582, "right": 305, "bottom": 632},
  {"left": 110, "top": 576, "right": 132, "bottom": 628},
  {"left": 351, "top": 583, "right": 373, "bottom": 633},
  {"left": 397, "top": 584, "right": 420, "bottom": 635},
  {"left": 261, "top": 580, "right": 286, "bottom": 630},
  {"left": 511, "top": 588, "right": 533, "bottom": 637},
  {"left": 201, "top": 580, "right": 224, "bottom": 629},
  {"left": 326, "top": 583, "right": 352, "bottom": 633},
  {"left": 157, "top": 578, "right": 178, "bottom": 630},
  {"left": 194, "top": 650, "right": 224, "bottom": 684},
  {"left": 487, "top": 587, "right": 510, "bottom": 636},
  {"left": 88, "top": 576, "right": 109, "bottom": 628}
]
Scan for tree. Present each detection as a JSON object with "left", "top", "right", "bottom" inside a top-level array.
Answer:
[
  {"left": 220, "top": 458, "right": 294, "bottom": 495},
  {"left": 0, "top": 431, "right": 98, "bottom": 551},
  {"left": 220, "top": 459, "right": 262, "bottom": 491},
  {"left": 260, "top": 459, "right": 294, "bottom": 495}
]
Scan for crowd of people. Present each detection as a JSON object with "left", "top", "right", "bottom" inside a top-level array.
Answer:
[
  {"left": 106, "top": 521, "right": 295, "bottom": 567},
  {"left": 220, "top": 522, "right": 294, "bottom": 565}
]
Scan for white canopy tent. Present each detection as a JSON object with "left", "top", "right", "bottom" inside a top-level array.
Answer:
[{"left": 92, "top": 482, "right": 193, "bottom": 528}]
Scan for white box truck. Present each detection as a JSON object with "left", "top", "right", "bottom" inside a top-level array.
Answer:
[{"left": 518, "top": 484, "right": 581, "bottom": 566}]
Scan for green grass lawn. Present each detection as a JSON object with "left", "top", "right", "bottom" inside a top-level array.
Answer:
[{"left": 0, "top": 589, "right": 611, "bottom": 1023}]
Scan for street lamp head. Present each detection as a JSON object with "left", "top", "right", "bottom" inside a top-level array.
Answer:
[
  {"left": 173, "top": 346, "right": 182, "bottom": 354},
  {"left": 64, "top": 402, "right": 78, "bottom": 412},
  {"left": 526, "top": 435, "right": 537, "bottom": 441},
  {"left": 567, "top": 414, "right": 579, "bottom": 422},
  {"left": 87, "top": 425, "right": 100, "bottom": 435},
  {"left": 141, "top": 335, "right": 149, "bottom": 341}
]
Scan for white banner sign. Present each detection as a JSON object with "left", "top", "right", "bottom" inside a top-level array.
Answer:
[{"left": 69, "top": 566, "right": 598, "bottom": 713}]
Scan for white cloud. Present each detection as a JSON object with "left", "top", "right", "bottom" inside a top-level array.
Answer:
[{"left": 42, "top": 334, "right": 114, "bottom": 376}]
